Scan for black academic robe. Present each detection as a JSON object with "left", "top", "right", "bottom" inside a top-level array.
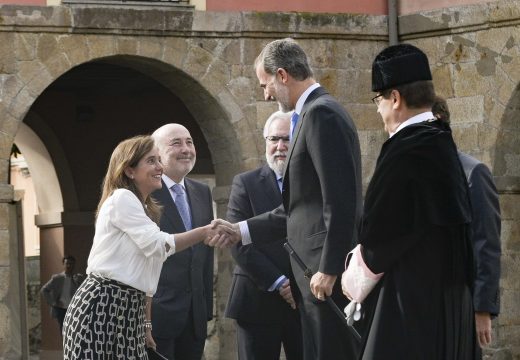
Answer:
[{"left": 359, "top": 121, "right": 479, "bottom": 360}]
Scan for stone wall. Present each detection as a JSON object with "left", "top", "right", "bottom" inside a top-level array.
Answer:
[{"left": 0, "top": 1, "right": 518, "bottom": 358}]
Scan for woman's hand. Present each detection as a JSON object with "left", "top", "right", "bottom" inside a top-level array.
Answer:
[
  {"left": 145, "top": 328, "right": 156, "bottom": 350},
  {"left": 204, "top": 219, "right": 241, "bottom": 248}
]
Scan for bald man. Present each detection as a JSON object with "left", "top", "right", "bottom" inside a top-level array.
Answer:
[{"left": 149, "top": 124, "right": 214, "bottom": 360}]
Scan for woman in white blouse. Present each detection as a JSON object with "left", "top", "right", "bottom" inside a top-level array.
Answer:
[{"left": 62, "top": 135, "right": 229, "bottom": 359}]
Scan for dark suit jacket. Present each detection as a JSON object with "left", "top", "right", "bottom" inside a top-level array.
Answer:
[
  {"left": 151, "top": 178, "right": 214, "bottom": 339},
  {"left": 225, "top": 165, "right": 295, "bottom": 323},
  {"left": 247, "top": 86, "right": 362, "bottom": 302},
  {"left": 458, "top": 151, "right": 501, "bottom": 315}
]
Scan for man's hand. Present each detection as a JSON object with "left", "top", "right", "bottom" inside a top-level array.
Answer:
[
  {"left": 475, "top": 311, "right": 492, "bottom": 347},
  {"left": 278, "top": 278, "right": 296, "bottom": 309},
  {"left": 205, "top": 219, "right": 241, "bottom": 248},
  {"left": 310, "top": 272, "right": 337, "bottom": 301}
]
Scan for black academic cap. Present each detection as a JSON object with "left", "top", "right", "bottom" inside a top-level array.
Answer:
[{"left": 371, "top": 43, "right": 432, "bottom": 92}]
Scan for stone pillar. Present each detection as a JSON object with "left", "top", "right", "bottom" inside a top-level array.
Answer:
[
  {"left": 210, "top": 185, "right": 236, "bottom": 359},
  {"left": 494, "top": 178, "right": 520, "bottom": 359}
]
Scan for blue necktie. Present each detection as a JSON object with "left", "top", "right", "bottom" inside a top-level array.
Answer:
[
  {"left": 171, "top": 184, "right": 192, "bottom": 231},
  {"left": 289, "top": 112, "right": 299, "bottom": 141},
  {"left": 277, "top": 177, "right": 283, "bottom": 193}
]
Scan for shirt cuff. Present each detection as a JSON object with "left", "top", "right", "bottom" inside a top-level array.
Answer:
[
  {"left": 165, "top": 234, "right": 176, "bottom": 256},
  {"left": 268, "top": 275, "right": 288, "bottom": 292},
  {"left": 238, "top": 221, "right": 252, "bottom": 245}
]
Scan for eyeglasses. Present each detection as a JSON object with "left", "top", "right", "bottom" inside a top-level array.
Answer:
[
  {"left": 265, "top": 135, "right": 290, "bottom": 144},
  {"left": 371, "top": 94, "right": 383, "bottom": 106},
  {"left": 371, "top": 94, "right": 384, "bottom": 106}
]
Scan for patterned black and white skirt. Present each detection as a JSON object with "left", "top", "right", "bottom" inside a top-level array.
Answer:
[{"left": 63, "top": 274, "right": 148, "bottom": 359}]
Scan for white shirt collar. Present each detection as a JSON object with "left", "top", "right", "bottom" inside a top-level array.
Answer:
[
  {"left": 294, "top": 83, "right": 321, "bottom": 115},
  {"left": 162, "top": 174, "right": 185, "bottom": 190},
  {"left": 389, "top": 111, "right": 435, "bottom": 138}
]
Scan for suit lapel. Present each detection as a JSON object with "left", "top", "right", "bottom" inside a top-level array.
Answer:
[
  {"left": 259, "top": 165, "right": 282, "bottom": 208},
  {"left": 155, "top": 180, "right": 186, "bottom": 232},
  {"left": 184, "top": 178, "right": 201, "bottom": 228}
]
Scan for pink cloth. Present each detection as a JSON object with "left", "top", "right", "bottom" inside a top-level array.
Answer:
[{"left": 342, "top": 245, "right": 384, "bottom": 303}]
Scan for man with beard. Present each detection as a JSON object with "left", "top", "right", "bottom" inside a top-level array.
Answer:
[
  {"left": 148, "top": 124, "right": 214, "bottom": 360},
  {"left": 225, "top": 110, "right": 303, "bottom": 360},
  {"left": 342, "top": 44, "right": 478, "bottom": 359},
  {"left": 211, "top": 38, "right": 362, "bottom": 360}
]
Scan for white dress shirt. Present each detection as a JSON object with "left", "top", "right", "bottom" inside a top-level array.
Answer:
[
  {"left": 86, "top": 188, "right": 176, "bottom": 296},
  {"left": 389, "top": 111, "right": 435, "bottom": 138}
]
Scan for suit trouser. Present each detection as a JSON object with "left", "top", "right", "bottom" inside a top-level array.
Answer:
[
  {"left": 297, "top": 290, "right": 360, "bottom": 360},
  {"left": 236, "top": 307, "right": 303, "bottom": 360},
  {"left": 51, "top": 306, "right": 67, "bottom": 333},
  {"left": 155, "top": 305, "right": 206, "bottom": 360}
]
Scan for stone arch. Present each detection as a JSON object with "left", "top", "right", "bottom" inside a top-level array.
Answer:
[
  {"left": 14, "top": 121, "right": 64, "bottom": 216},
  {"left": 3, "top": 36, "right": 247, "bottom": 189},
  {"left": 493, "top": 83, "right": 520, "bottom": 192}
]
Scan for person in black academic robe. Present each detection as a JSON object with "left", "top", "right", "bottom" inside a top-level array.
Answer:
[{"left": 345, "top": 44, "right": 479, "bottom": 360}]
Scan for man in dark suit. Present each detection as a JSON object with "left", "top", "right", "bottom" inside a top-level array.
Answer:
[
  {"left": 211, "top": 38, "right": 362, "bottom": 360},
  {"left": 149, "top": 123, "right": 214, "bottom": 360},
  {"left": 225, "top": 110, "right": 303, "bottom": 360},
  {"left": 432, "top": 98, "right": 501, "bottom": 350}
]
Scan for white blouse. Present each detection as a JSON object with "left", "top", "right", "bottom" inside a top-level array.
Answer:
[{"left": 86, "top": 188, "right": 176, "bottom": 296}]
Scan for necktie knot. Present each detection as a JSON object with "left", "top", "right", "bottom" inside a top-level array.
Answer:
[{"left": 171, "top": 183, "right": 185, "bottom": 195}]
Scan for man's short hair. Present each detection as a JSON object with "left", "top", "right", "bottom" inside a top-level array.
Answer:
[
  {"left": 432, "top": 96, "right": 451, "bottom": 124},
  {"left": 381, "top": 80, "right": 436, "bottom": 109},
  {"left": 263, "top": 111, "right": 292, "bottom": 138},
  {"left": 255, "top": 38, "right": 313, "bottom": 81}
]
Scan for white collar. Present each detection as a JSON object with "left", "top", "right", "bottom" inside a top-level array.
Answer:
[
  {"left": 389, "top": 111, "right": 435, "bottom": 138},
  {"left": 162, "top": 174, "right": 185, "bottom": 190},
  {"left": 294, "top": 83, "right": 321, "bottom": 115}
]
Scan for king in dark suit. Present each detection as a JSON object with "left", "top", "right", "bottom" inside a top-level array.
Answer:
[
  {"left": 225, "top": 111, "right": 303, "bottom": 360},
  {"left": 149, "top": 123, "right": 214, "bottom": 360},
  {"left": 212, "top": 38, "right": 362, "bottom": 360}
]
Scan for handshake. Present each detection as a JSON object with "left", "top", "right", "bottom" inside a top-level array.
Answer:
[{"left": 204, "top": 219, "right": 242, "bottom": 248}]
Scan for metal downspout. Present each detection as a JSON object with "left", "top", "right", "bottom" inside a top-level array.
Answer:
[{"left": 388, "top": 0, "right": 399, "bottom": 45}]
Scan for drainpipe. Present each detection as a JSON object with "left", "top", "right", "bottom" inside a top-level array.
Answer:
[{"left": 388, "top": 0, "right": 399, "bottom": 45}]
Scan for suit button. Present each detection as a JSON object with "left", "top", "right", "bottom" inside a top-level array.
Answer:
[{"left": 185, "top": 288, "right": 191, "bottom": 293}]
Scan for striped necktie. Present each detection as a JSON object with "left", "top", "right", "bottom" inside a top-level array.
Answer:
[{"left": 171, "top": 183, "right": 192, "bottom": 230}]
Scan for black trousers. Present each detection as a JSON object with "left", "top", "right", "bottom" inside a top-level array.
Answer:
[
  {"left": 154, "top": 305, "right": 205, "bottom": 360},
  {"left": 51, "top": 306, "right": 67, "bottom": 333},
  {"left": 297, "top": 289, "right": 360, "bottom": 360},
  {"left": 236, "top": 308, "right": 303, "bottom": 360}
]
